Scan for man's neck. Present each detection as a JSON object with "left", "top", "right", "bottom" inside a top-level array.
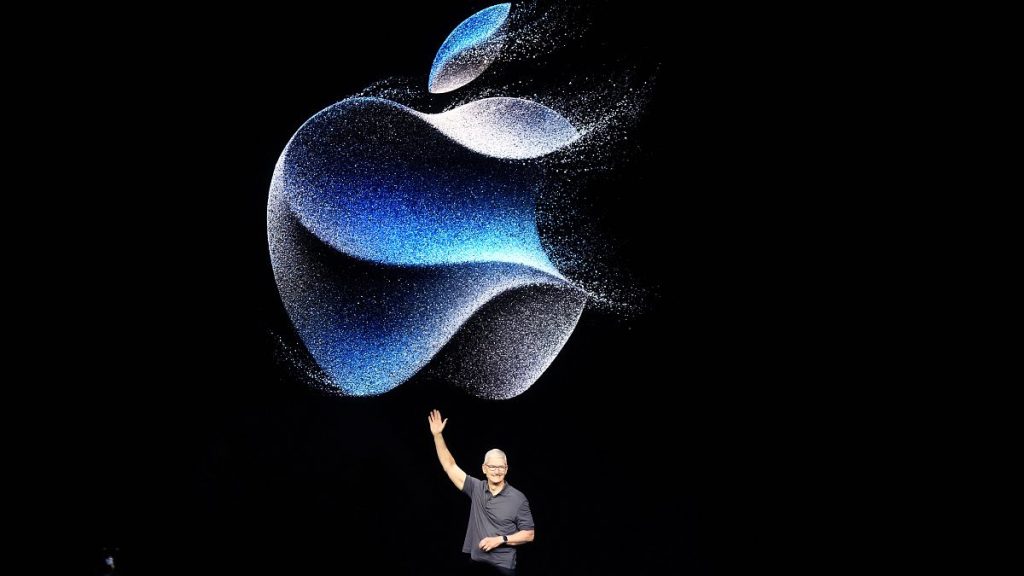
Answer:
[{"left": 488, "top": 480, "right": 505, "bottom": 494}]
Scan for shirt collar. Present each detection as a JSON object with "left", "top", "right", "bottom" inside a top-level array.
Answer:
[{"left": 485, "top": 481, "right": 509, "bottom": 497}]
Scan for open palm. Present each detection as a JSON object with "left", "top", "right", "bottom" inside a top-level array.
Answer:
[{"left": 428, "top": 409, "right": 448, "bottom": 435}]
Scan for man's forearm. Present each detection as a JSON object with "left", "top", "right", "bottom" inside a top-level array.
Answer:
[
  {"left": 433, "top": 433, "right": 456, "bottom": 470},
  {"left": 504, "top": 529, "right": 535, "bottom": 546}
]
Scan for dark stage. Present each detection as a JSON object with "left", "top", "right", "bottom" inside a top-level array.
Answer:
[{"left": 47, "top": 2, "right": 796, "bottom": 574}]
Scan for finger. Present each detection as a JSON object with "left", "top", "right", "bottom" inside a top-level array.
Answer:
[{"left": 442, "top": 418, "right": 448, "bottom": 426}]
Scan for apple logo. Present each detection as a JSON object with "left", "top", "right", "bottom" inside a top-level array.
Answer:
[{"left": 268, "top": 3, "right": 594, "bottom": 398}]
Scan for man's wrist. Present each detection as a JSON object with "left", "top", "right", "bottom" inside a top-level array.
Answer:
[{"left": 502, "top": 535, "right": 508, "bottom": 544}]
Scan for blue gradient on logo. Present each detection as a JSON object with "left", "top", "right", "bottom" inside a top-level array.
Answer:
[
  {"left": 428, "top": 3, "right": 510, "bottom": 93},
  {"left": 281, "top": 97, "right": 559, "bottom": 276},
  {"left": 267, "top": 3, "right": 603, "bottom": 398},
  {"left": 268, "top": 95, "right": 582, "bottom": 397}
]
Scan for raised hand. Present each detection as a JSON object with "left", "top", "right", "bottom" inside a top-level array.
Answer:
[{"left": 428, "top": 409, "right": 448, "bottom": 436}]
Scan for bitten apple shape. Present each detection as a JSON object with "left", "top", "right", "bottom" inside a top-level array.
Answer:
[{"left": 268, "top": 4, "right": 587, "bottom": 397}]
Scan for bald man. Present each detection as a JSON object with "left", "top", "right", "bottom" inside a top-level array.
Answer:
[{"left": 429, "top": 409, "right": 535, "bottom": 576}]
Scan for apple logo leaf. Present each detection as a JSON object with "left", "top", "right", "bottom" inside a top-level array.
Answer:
[{"left": 428, "top": 3, "right": 511, "bottom": 94}]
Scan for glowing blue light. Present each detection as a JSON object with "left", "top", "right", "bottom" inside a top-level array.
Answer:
[{"left": 282, "top": 97, "right": 560, "bottom": 277}]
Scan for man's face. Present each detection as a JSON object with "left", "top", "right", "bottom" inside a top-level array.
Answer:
[{"left": 482, "top": 457, "right": 508, "bottom": 483}]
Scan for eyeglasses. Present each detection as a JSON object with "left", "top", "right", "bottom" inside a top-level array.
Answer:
[{"left": 484, "top": 465, "right": 507, "bottom": 471}]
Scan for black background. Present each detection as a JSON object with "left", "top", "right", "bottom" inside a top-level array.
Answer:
[{"left": 46, "top": 2, "right": 802, "bottom": 574}]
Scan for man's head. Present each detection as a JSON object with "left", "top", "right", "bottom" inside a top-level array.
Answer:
[{"left": 482, "top": 448, "right": 508, "bottom": 484}]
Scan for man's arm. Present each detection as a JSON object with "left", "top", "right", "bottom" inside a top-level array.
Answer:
[
  {"left": 505, "top": 530, "right": 535, "bottom": 545},
  {"left": 478, "top": 530, "right": 535, "bottom": 552},
  {"left": 428, "top": 409, "right": 467, "bottom": 491}
]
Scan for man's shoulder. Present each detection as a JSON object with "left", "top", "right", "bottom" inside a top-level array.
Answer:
[{"left": 463, "top": 474, "right": 483, "bottom": 491}]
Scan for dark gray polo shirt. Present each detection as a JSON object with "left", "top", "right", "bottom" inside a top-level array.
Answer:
[{"left": 461, "top": 475, "right": 534, "bottom": 569}]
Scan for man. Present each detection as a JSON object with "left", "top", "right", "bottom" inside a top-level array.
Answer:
[{"left": 428, "top": 409, "right": 535, "bottom": 576}]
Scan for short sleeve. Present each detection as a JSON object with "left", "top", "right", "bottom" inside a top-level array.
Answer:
[
  {"left": 462, "top": 475, "right": 482, "bottom": 498},
  {"left": 515, "top": 498, "right": 535, "bottom": 531}
]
